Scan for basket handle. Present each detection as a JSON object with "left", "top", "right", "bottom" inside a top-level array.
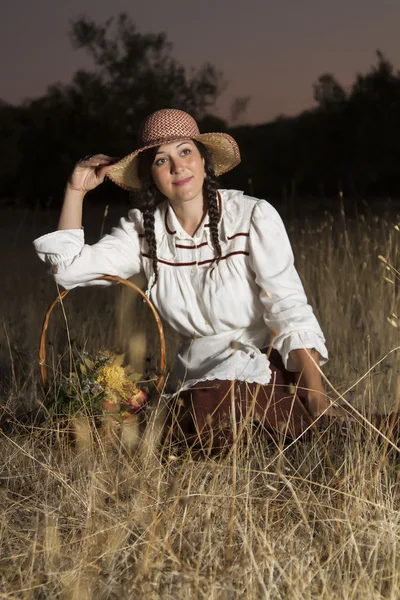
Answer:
[{"left": 39, "top": 275, "right": 166, "bottom": 394}]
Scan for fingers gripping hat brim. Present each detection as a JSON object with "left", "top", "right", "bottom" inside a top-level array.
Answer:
[{"left": 107, "top": 132, "right": 241, "bottom": 191}]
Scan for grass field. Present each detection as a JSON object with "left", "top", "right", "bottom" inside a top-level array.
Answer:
[{"left": 1, "top": 202, "right": 400, "bottom": 599}]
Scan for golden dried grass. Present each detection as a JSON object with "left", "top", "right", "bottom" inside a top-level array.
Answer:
[{"left": 0, "top": 205, "right": 400, "bottom": 598}]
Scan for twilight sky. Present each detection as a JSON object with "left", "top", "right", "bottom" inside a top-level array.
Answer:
[{"left": 3, "top": 0, "right": 400, "bottom": 124}]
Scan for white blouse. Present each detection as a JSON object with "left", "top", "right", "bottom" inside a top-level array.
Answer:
[{"left": 33, "top": 189, "right": 328, "bottom": 391}]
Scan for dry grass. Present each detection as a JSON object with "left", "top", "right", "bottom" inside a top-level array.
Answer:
[{"left": 1, "top": 203, "right": 400, "bottom": 599}]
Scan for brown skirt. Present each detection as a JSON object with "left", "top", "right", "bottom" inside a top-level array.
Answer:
[{"left": 165, "top": 349, "right": 315, "bottom": 453}]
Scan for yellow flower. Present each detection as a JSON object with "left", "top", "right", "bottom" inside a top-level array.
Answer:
[{"left": 97, "top": 364, "right": 127, "bottom": 395}]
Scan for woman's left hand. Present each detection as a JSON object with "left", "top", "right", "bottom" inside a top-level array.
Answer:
[
  {"left": 304, "top": 388, "right": 341, "bottom": 420},
  {"left": 289, "top": 348, "right": 343, "bottom": 421}
]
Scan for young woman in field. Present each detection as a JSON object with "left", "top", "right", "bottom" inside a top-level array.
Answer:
[{"left": 34, "top": 108, "right": 340, "bottom": 451}]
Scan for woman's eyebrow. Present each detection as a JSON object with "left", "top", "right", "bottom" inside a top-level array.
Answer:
[{"left": 155, "top": 141, "right": 191, "bottom": 156}]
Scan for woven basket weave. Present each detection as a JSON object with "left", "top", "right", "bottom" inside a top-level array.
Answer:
[{"left": 39, "top": 275, "right": 166, "bottom": 394}]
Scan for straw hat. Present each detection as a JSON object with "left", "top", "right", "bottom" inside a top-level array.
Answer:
[{"left": 107, "top": 108, "right": 241, "bottom": 190}]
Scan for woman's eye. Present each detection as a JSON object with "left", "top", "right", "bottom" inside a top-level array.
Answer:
[
  {"left": 181, "top": 148, "right": 191, "bottom": 156},
  {"left": 154, "top": 157, "right": 167, "bottom": 167}
]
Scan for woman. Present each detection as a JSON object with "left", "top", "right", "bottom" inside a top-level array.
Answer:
[{"left": 34, "top": 108, "right": 338, "bottom": 451}]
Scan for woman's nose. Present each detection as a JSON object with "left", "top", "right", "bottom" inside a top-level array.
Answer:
[{"left": 170, "top": 157, "right": 184, "bottom": 173}]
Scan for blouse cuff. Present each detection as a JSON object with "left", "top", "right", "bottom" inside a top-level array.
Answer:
[
  {"left": 33, "top": 229, "right": 84, "bottom": 266},
  {"left": 276, "top": 332, "right": 328, "bottom": 372}
]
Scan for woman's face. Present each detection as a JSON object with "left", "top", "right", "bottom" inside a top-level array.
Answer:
[{"left": 151, "top": 139, "right": 206, "bottom": 206}]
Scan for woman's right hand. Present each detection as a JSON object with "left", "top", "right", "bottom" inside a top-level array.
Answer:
[{"left": 67, "top": 154, "right": 119, "bottom": 194}]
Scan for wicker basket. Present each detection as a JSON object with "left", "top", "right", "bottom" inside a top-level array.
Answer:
[{"left": 39, "top": 275, "right": 166, "bottom": 394}]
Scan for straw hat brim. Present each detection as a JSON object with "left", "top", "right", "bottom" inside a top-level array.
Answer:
[{"left": 107, "top": 132, "right": 240, "bottom": 191}]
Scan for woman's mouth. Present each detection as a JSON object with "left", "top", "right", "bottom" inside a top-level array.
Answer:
[{"left": 173, "top": 177, "right": 192, "bottom": 187}]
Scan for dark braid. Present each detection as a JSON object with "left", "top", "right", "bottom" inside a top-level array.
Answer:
[
  {"left": 142, "top": 190, "right": 159, "bottom": 286},
  {"left": 136, "top": 148, "right": 160, "bottom": 286},
  {"left": 134, "top": 142, "right": 221, "bottom": 288},
  {"left": 195, "top": 142, "right": 222, "bottom": 265}
]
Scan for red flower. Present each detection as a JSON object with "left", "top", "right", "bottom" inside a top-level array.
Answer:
[{"left": 126, "top": 390, "right": 148, "bottom": 412}]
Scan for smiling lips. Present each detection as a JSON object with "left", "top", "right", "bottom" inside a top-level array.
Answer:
[{"left": 173, "top": 177, "right": 192, "bottom": 187}]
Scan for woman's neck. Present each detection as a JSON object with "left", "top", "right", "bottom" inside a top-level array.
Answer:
[{"left": 170, "top": 196, "right": 208, "bottom": 237}]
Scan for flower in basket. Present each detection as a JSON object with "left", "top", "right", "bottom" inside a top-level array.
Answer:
[
  {"left": 49, "top": 349, "right": 149, "bottom": 420},
  {"left": 127, "top": 390, "right": 148, "bottom": 412},
  {"left": 96, "top": 352, "right": 149, "bottom": 419}
]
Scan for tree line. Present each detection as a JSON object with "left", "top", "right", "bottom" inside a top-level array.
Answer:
[
  {"left": 1, "top": 14, "right": 400, "bottom": 208},
  {"left": 232, "top": 50, "right": 400, "bottom": 204}
]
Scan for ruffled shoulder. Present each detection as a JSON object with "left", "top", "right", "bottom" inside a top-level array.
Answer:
[
  {"left": 249, "top": 199, "right": 290, "bottom": 247},
  {"left": 127, "top": 207, "right": 144, "bottom": 234},
  {"left": 219, "top": 190, "right": 263, "bottom": 239},
  {"left": 250, "top": 198, "right": 283, "bottom": 223}
]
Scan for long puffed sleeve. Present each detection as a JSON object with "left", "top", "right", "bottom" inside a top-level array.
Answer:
[
  {"left": 248, "top": 200, "right": 328, "bottom": 370},
  {"left": 33, "top": 210, "right": 143, "bottom": 290}
]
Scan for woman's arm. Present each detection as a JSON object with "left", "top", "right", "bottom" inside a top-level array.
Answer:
[
  {"left": 248, "top": 200, "right": 328, "bottom": 369},
  {"left": 289, "top": 348, "right": 336, "bottom": 417},
  {"left": 57, "top": 186, "right": 85, "bottom": 230},
  {"left": 248, "top": 200, "right": 335, "bottom": 417},
  {"left": 33, "top": 154, "right": 143, "bottom": 290}
]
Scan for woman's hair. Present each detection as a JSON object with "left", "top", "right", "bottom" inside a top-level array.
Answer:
[{"left": 135, "top": 141, "right": 221, "bottom": 286}]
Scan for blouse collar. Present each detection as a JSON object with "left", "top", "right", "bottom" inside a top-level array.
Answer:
[
  {"left": 164, "top": 191, "right": 224, "bottom": 243},
  {"left": 154, "top": 189, "right": 245, "bottom": 259}
]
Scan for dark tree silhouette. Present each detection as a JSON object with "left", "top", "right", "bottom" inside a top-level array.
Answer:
[
  {"left": 3, "top": 39, "right": 400, "bottom": 208},
  {"left": 69, "top": 14, "right": 223, "bottom": 132},
  {"left": 313, "top": 74, "right": 347, "bottom": 109},
  {"left": 1, "top": 13, "right": 224, "bottom": 206},
  {"left": 229, "top": 51, "right": 400, "bottom": 204}
]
